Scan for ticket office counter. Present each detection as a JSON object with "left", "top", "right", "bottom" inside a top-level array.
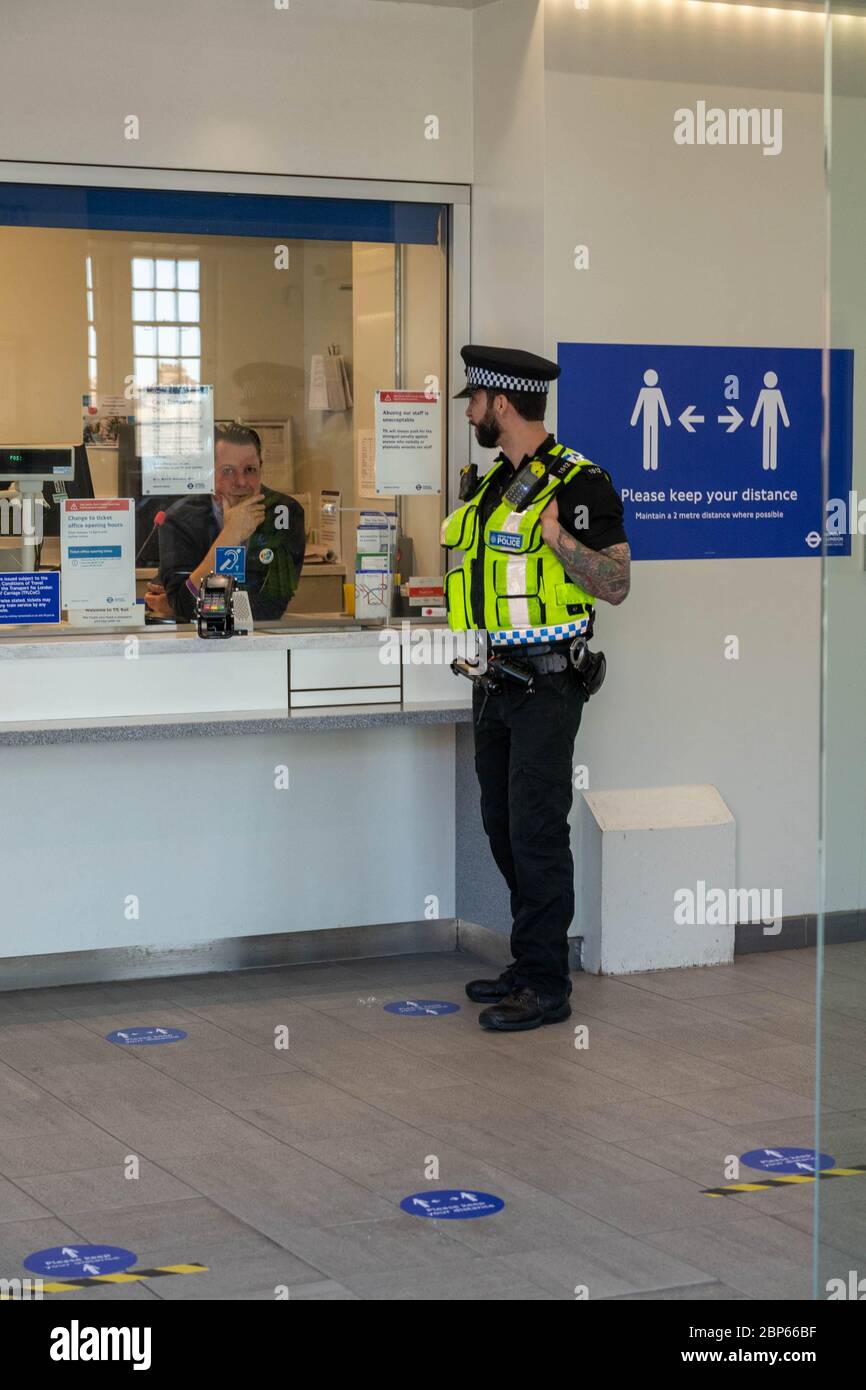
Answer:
[
  {"left": 0, "top": 169, "right": 476, "bottom": 985},
  {"left": 0, "top": 624, "right": 473, "bottom": 986}
]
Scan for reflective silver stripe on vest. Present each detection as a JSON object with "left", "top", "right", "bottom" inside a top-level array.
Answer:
[{"left": 499, "top": 510, "right": 529, "bottom": 629}]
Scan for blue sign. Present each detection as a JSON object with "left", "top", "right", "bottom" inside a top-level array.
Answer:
[
  {"left": 215, "top": 545, "right": 246, "bottom": 582},
  {"left": 384, "top": 999, "right": 460, "bottom": 1016},
  {"left": 400, "top": 1190, "right": 504, "bottom": 1219},
  {"left": 24, "top": 1244, "right": 137, "bottom": 1278},
  {"left": 0, "top": 571, "right": 60, "bottom": 624},
  {"left": 106, "top": 1026, "right": 187, "bottom": 1045},
  {"left": 740, "top": 1147, "right": 835, "bottom": 1175},
  {"left": 67, "top": 546, "right": 122, "bottom": 559},
  {"left": 557, "top": 343, "right": 854, "bottom": 560},
  {"left": 488, "top": 530, "right": 522, "bottom": 552}
]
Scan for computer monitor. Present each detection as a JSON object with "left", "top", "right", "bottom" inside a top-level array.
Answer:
[{"left": 0, "top": 446, "right": 75, "bottom": 483}]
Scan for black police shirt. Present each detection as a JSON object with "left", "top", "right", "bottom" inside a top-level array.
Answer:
[
  {"left": 470, "top": 433, "right": 628, "bottom": 631},
  {"left": 479, "top": 433, "right": 628, "bottom": 549}
]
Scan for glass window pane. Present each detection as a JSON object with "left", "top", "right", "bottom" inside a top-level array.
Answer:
[
  {"left": 819, "top": 0, "right": 866, "bottom": 1298},
  {"left": 134, "top": 325, "right": 156, "bottom": 355},
  {"left": 155, "top": 290, "right": 176, "bottom": 322},
  {"left": 132, "top": 258, "right": 154, "bottom": 289},
  {"left": 179, "top": 326, "right": 200, "bottom": 356},
  {"left": 132, "top": 290, "right": 154, "bottom": 321},
  {"left": 158, "top": 325, "right": 179, "bottom": 355},
  {"left": 0, "top": 190, "right": 447, "bottom": 648},
  {"left": 155, "top": 258, "right": 176, "bottom": 289},
  {"left": 177, "top": 260, "right": 199, "bottom": 290},
  {"left": 177, "top": 291, "right": 199, "bottom": 322},
  {"left": 133, "top": 356, "right": 158, "bottom": 387}
]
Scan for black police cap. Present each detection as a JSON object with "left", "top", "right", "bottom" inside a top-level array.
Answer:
[{"left": 453, "top": 345, "right": 561, "bottom": 399}]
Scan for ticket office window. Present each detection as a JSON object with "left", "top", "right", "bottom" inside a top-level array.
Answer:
[{"left": 0, "top": 182, "right": 448, "bottom": 635}]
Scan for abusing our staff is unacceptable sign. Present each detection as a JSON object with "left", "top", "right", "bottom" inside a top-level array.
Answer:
[{"left": 557, "top": 343, "right": 854, "bottom": 560}]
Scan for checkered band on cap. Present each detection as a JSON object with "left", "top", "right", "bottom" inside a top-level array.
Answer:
[{"left": 466, "top": 365, "right": 550, "bottom": 393}]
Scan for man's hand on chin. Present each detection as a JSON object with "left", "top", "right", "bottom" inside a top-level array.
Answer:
[{"left": 221, "top": 491, "right": 266, "bottom": 545}]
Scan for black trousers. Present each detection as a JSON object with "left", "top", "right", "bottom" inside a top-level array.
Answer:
[{"left": 472, "top": 663, "right": 586, "bottom": 996}]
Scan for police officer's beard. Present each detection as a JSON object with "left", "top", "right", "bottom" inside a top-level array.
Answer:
[{"left": 474, "top": 411, "right": 501, "bottom": 451}]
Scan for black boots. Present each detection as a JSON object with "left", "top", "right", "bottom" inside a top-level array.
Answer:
[
  {"left": 464, "top": 969, "right": 519, "bottom": 1003},
  {"left": 478, "top": 986, "right": 572, "bottom": 1032}
]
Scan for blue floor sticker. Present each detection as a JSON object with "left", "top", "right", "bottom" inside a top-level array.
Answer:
[
  {"left": 24, "top": 1244, "right": 138, "bottom": 1278},
  {"left": 740, "top": 1147, "right": 835, "bottom": 1175},
  {"left": 400, "top": 1190, "right": 504, "bottom": 1219},
  {"left": 384, "top": 1000, "right": 460, "bottom": 1016},
  {"left": 106, "top": 1026, "right": 187, "bottom": 1045}
]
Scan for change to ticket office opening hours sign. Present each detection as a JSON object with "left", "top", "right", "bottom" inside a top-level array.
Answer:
[{"left": 60, "top": 498, "right": 136, "bottom": 610}]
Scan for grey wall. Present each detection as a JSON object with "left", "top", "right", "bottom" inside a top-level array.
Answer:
[
  {"left": 470, "top": 0, "right": 545, "bottom": 352},
  {"left": 472, "top": 0, "right": 830, "bottom": 917},
  {"left": 0, "top": 0, "right": 473, "bottom": 183}
]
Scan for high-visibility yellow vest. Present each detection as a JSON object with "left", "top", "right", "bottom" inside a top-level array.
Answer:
[{"left": 440, "top": 441, "right": 597, "bottom": 646}]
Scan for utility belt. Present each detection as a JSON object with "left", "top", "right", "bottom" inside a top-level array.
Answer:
[
  {"left": 490, "top": 641, "right": 571, "bottom": 675},
  {"left": 452, "top": 634, "right": 607, "bottom": 711}
]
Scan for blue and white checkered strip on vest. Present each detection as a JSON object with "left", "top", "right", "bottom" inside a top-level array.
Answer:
[{"left": 489, "top": 618, "right": 590, "bottom": 648}]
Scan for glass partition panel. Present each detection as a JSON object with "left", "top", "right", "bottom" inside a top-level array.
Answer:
[
  {"left": 816, "top": 0, "right": 866, "bottom": 1301},
  {"left": 0, "top": 184, "right": 447, "bottom": 636}
]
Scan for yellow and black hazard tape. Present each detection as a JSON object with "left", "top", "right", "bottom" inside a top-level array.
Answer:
[
  {"left": 1, "top": 1262, "right": 208, "bottom": 1297},
  {"left": 703, "top": 1165, "right": 866, "bottom": 1196}
]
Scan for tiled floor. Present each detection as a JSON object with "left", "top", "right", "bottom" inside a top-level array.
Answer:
[{"left": 0, "top": 943, "right": 864, "bottom": 1300}]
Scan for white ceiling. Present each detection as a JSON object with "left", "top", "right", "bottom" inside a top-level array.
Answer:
[
  {"left": 690, "top": 1, "right": 866, "bottom": 12},
  {"left": 385, "top": 0, "right": 866, "bottom": 95},
  {"left": 387, "top": 0, "right": 866, "bottom": 14},
  {"left": 387, "top": 0, "right": 491, "bottom": 7}
]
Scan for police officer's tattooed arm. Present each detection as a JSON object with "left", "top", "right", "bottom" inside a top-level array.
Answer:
[{"left": 540, "top": 499, "right": 631, "bottom": 606}]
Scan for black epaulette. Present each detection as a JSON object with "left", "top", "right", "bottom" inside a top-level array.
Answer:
[
  {"left": 559, "top": 457, "right": 611, "bottom": 485},
  {"left": 548, "top": 456, "right": 577, "bottom": 482},
  {"left": 539, "top": 441, "right": 597, "bottom": 483}
]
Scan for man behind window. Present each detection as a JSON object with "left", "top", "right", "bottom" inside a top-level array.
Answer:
[{"left": 146, "top": 424, "right": 306, "bottom": 622}]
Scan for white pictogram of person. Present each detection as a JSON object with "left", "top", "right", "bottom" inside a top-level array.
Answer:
[
  {"left": 750, "top": 371, "right": 790, "bottom": 471},
  {"left": 630, "top": 368, "right": 672, "bottom": 471}
]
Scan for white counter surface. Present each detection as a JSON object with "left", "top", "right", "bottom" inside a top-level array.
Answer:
[
  {"left": 0, "top": 619, "right": 475, "bottom": 735},
  {"left": 0, "top": 622, "right": 392, "bottom": 659}
]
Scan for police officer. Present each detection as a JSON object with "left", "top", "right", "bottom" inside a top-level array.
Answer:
[{"left": 443, "top": 346, "right": 631, "bottom": 1032}]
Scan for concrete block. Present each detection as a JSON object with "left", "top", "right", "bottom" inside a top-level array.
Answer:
[{"left": 578, "top": 784, "right": 736, "bottom": 975}]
